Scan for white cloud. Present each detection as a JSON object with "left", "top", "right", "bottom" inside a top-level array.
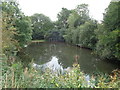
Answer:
[{"left": 17, "top": 0, "right": 111, "bottom": 22}]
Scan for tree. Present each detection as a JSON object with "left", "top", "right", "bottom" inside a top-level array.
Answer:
[
  {"left": 95, "top": 27, "right": 120, "bottom": 59},
  {"left": 78, "top": 20, "right": 97, "bottom": 49},
  {"left": 57, "top": 8, "right": 71, "bottom": 29},
  {"left": 45, "top": 28, "right": 65, "bottom": 42},
  {"left": 30, "top": 14, "right": 54, "bottom": 40},
  {"left": 95, "top": 1, "right": 120, "bottom": 60},
  {"left": 103, "top": 1, "right": 120, "bottom": 31},
  {"left": 15, "top": 16, "right": 32, "bottom": 47},
  {"left": 67, "top": 10, "right": 80, "bottom": 28},
  {"left": 2, "top": 11, "right": 18, "bottom": 57},
  {"left": 64, "top": 4, "right": 93, "bottom": 45},
  {"left": 74, "top": 4, "right": 90, "bottom": 27},
  {"left": 1, "top": 1, "right": 21, "bottom": 56},
  {"left": 1, "top": 1, "right": 32, "bottom": 57}
]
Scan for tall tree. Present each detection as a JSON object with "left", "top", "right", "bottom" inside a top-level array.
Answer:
[
  {"left": 67, "top": 10, "right": 79, "bottom": 28},
  {"left": 64, "top": 4, "right": 92, "bottom": 44},
  {"left": 2, "top": 11, "right": 18, "bottom": 56},
  {"left": 103, "top": 1, "right": 120, "bottom": 31},
  {"left": 1, "top": 1, "right": 32, "bottom": 56},
  {"left": 15, "top": 16, "right": 32, "bottom": 47},
  {"left": 95, "top": 1, "right": 120, "bottom": 60},
  {"left": 57, "top": 8, "right": 71, "bottom": 29},
  {"left": 1, "top": 1, "right": 21, "bottom": 55},
  {"left": 78, "top": 20, "right": 97, "bottom": 49},
  {"left": 74, "top": 4, "right": 90, "bottom": 27},
  {"left": 30, "top": 14, "right": 54, "bottom": 40}
]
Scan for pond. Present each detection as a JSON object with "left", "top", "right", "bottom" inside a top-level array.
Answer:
[{"left": 25, "top": 42, "right": 119, "bottom": 74}]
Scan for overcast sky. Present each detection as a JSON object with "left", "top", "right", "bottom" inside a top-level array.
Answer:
[{"left": 17, "top": 0, "right": 111, "bottom": 22}]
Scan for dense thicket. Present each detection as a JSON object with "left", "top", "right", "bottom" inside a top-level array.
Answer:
[
  {"left": 95, "top": 1, "right": 120, "bottom": 60},
  {"left": 1, "top": 1, "right": 32, "bottom": 59},
  {"left": 30, "top": 14, "right": 54, "bottom": 40},
  {"left": 63, "top": 4, "right": 98, "bottom": 49},
  {"left": 56, "top": 2, "right": 120, "bottom": 61}
]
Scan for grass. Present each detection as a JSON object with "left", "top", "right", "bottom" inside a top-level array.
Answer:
[{"left": 31, "top": 40, "right": 46, "bottom": 43}]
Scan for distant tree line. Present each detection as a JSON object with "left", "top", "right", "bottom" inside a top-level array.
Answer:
[
  {"left": 1, "top": 1, "right": 120, "bottom": 62},
  {"left": 30, "top": 1, "right": 120, "bottom": 61}
]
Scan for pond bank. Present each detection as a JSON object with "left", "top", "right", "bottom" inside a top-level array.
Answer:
[{"left": 31, "top": 40, "right": 46, "bottom": 43}]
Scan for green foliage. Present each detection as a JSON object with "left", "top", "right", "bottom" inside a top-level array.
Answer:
[
  {"left": 103, "top": 1, "right": 120, "bottom": 31},
  {"left": 1, "top": 9, "right": 19, "bottom": 80},
  {"left": 30, "top": 14, "right": 54, "bottom": 40},
  {"left": 1, "top": 1, "right": 22, "bottom": 19},
  {"left": 2, "top": 10, "right": 18, "bottom": 57},
  {"left": 76, "top": 4, "right": 89, "bottom": 18},
  {"left": 15, "top": 16, "right": 32, "bottom": 47},
  {"left": 95, "top": 1, "right": 120, "bottom": 60},
  {"left": 45, "top": 28, "right": 65, "bottom": 42},
  {"left": 95, "top": 29, "right": 120, "bottom": 59},
  {"left": 1, "top": 1, "right": 120, "bottom": 88},
  {"left": 1, "top": 1, "right": 32, "bottom": 59},
  {"left": 64, "top": 4, "right": 97, "bottom": 49},
  {"left": 75, "top": 4, "right": 90, "bottom": 26},
  {"left": 57, "top": 4, "right": 91, "bottom": 44},
  {"left": 2, "top": 58, "right": 120, "bottom": 88},
  {"left": 78, "top": 20, "right": 97, "bottom": 49},
  {"left": 63, "top": 1, "right": 120, "bottom": 60},
  {"left": 57, "top": 8, "right": 71, "bottom": 29},
  {"left": 63, "top": 28, "right": 73, "bottom": 43},
  {"left": 67, "top": 11, "right": 80, "bottom": 28}
]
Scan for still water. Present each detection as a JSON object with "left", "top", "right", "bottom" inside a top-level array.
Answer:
[{"left": 25, "top": 42, "right": 119, "bottom": 74}]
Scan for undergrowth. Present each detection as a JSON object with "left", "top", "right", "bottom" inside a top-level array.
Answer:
[{"left": 2, "top": 56, "right": 120, "bottom": 88}]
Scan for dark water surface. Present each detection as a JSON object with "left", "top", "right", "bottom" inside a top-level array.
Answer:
[{"left": 25, "top": 42, "right": 119, "bottom": 74}]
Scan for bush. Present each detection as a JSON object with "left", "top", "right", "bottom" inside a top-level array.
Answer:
[{"left": 2, "top": 58, "right": 120, "bottom": 88}]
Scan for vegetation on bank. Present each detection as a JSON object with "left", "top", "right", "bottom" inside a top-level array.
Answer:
[
  {"left": 2, "top": 56, "right": 120, "bottom": 88},
  {"left": 2, "top": 1, "right": 119, "bottom": 61},
  {"left": 30, "top": 1, "right": 120, "bottom": 61}
]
